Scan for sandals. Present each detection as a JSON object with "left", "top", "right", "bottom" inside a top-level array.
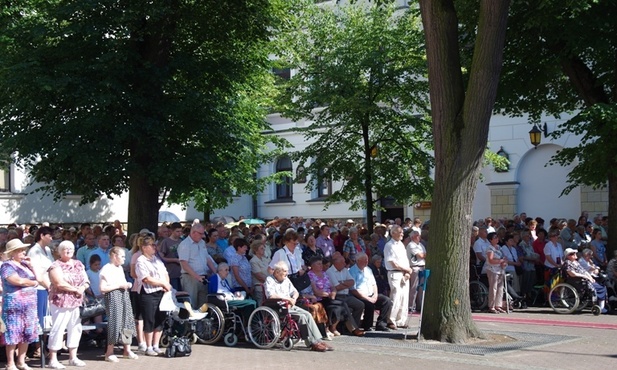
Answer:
[
  {"left": 105, "top": 355, "right": 119, "bottom": 363},
  {"left": 124, "top": 351, "right": 139, "bottom": 360},
  {"left": 495, "top": 307, "right": 507, "bottom": 313},
  {"left": 16, "top": 364, "right": 33, "bottom": 370},
  {"left": 487, "top": 308, "right": 499, "bottom": 314},
  {"left": 47, "top": 362, "right": 66, "bottom": 369}
]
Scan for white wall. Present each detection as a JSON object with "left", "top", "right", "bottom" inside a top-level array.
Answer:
[{"left": 2, "top": 112, "right": 590, "bottom": 226}]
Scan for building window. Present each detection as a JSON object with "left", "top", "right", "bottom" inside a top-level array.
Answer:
[
  {"left": 0, "top": 164, "right": 9, "bottom": 193},
  {"left": 276, "top": 156, "right": 293, "bottom": 200},
  {"left": 272, "top": 67, "right": 291, "bottom": 83},
  {"left": 317, "top": 168, "right": 332, "bottom": 198}
]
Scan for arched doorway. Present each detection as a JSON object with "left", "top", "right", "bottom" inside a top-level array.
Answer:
[{"left": 517, "top": 144, "right": 580, "bottom": 221}]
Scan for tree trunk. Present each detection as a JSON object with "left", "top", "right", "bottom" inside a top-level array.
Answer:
[
  {"left": 419, "top": 0, "right": 510, "bottom": 342},
  {"left": 127, "top": 173, "right": 160, "bottom": 235},
  {"left": 362, "top": 123, "right": 375, "bottom": 234}
]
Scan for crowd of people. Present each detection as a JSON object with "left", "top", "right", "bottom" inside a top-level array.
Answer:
[
  {"left": 0, "top": 211, "right": 613, "bottom": 363},
  {"left": 471, "top": 212, "right": 614, "bottom": 314}
]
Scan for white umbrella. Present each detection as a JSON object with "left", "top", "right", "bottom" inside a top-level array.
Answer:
[
  {"left": 158, "top": 211, "right": 180, "bottom": 223},
  {"left": 211, "top": 215, "right": 236, "bottom": 224}
]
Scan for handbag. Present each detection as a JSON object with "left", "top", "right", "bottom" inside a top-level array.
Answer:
[
  {"left": 288, "top": 273, "right": 311, "bottom": 292},
  {"left": 286, "top": 254, "right": 311, "bottom": 291},
  {"left": 80, "top": 296, "right": 106, "bottom": 319},
  {"left": 43, "top": 299, "right": 53, "bottom": 332},
  {"left": 165, "top": 336, "right": 192, "bottom": 358}
]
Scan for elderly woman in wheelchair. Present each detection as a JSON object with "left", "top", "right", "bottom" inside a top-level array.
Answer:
[
  {"left": 549, "top": 248, "right": 608, "bottom": 315},
  {"left": 249, "top": 261, "right": 333, "bottom": 352},
  {"left": 206, "top": 262, "right": 257, "bottom": 346}
]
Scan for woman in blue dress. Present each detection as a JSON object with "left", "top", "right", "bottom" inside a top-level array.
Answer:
[{"left": 1, "top": 239, "right": 41, "bottom": 370}]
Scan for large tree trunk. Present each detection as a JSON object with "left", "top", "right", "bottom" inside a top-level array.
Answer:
[
  {"left": 362, "top": 122, "right": 375, "bottom": 234},
  {"left": 419, "top": 0, "right": 510, "bottom": 343},
  {"left": 127, "top": 173, "right": 160, "bottom": 235}
]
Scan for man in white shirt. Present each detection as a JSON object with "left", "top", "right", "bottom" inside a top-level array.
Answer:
[
  {"left": 326, "top": 255, "right": 365, "bottom": 336},
  {"left": 383, "top": 225, "right": 411, "bottom": 328},
  {"left": 178, "top": 224, "right": 217, "bottom": 308},
  {"left": 486, "top": 217, "right": 496, "bottom": 233},
  {"left": 473, "top": 227, "right": 490, "bottom": 270},
  {"left": 406, "top": 230, "right": 426, "bottom": 313},
  {"left": 349, "top": 253, "right": 393, "bottom": 331}
]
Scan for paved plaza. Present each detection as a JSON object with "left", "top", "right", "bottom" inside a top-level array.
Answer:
[{"left": 22, "top": 307, "right": 617, "bottom": 370}]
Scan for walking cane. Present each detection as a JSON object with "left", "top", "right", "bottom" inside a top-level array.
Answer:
[
  {"left": 503, "top": 268, "right": 510, "bottom": 314},
  {"left": 415, "top": 269, "right": 430, "bottom": 341}
]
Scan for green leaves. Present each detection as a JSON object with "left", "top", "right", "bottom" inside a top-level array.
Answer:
[
  {"left": 490, "top": 0, "right": 617, "bottom": 194},
  {"left": 277, "top": 0, "right": 433, "bottom": 219},
  {"left": 0, "top": 0, "right": 285, "bottom": 213}
]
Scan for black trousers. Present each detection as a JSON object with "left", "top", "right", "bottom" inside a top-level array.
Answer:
[
  {"left": 139, "top": 288, "right": 165, "bottom": 333},
  {"left": 337, "top": 294, "right": 364, "bottom": 330},
  {"left": 359, "top": 294, "right": 392, "bottom": 329}
]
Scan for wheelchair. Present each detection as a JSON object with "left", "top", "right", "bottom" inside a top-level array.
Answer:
[
  {"left": 548, "top": 277, "right": 602, "bottom": 315},
  {"left": 469, "top": 264, "right": 488, "bottom": 311},
  {"left": 206, "top": 293, "right": 254, "bottom": 347},
  {"left": 247, "top": 299, "right": 305, "bottom": 350},
  {"left": 192, "top": 301, "right": 226, "bottom": 344}
]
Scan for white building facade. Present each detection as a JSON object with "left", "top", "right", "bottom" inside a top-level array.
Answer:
[{"left": 0, "top": 110, "right": 607, "bottom": 227}]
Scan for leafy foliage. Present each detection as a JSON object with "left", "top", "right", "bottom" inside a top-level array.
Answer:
[
  {"left": 551, "top": 104, "right": 617, "bottom": 195},
  {"left": 277, "top": 0, "right": 433, "bottom": 226},
  {"left": 488, "top": 0, "right": 617, "bottom": 195},
  {"left": 0, "top": 0, "right": 289, "bottom": 224}
]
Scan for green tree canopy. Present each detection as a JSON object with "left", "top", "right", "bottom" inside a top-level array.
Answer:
[
  {"left": 277, "top": 0, "right": 433, "bottom": 231},
  {"left": 487, "top": 0, "right": 617, "bottom": 246},
  {"left": 0, "top": 0, "right": 289, "bottom": 231}
]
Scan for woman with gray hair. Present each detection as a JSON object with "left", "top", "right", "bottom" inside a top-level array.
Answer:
[
  {"left": 579, "top": 248, "right": 600, "bottom": 275},
  {"left": 369, "top": 254, "right": 390, "bottom": 296},
  {"left": 48, "top": 240, "right": 89, "bottom": 368},
  {"left": 264, "top": 261, "right": 333, "bottom": 352},
  {"left": 249, "top": 240, "right": 270, "bottom": 305},
  {"left": 343, "top": 227, "right": 366, "bottom": 265}
]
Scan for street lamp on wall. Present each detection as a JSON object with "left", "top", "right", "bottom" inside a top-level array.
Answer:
[{"left": 529, "top": 124, "right": 542, "bottom": 148}]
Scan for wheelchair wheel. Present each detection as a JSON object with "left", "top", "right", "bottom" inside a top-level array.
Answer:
[
  {"left": 469, "top": 281, "right": 488, "bottom": 311},
  {"left": 591, "top": 305, "right": 601, "bottom": 316},
  {"left": 159, "top": 334, "right": 170, "bottom": 348},
  {"left": 195, "top": 304, "right": 225, "bottom": 344},
  {"left": 549, "top": 283, "right": 579, "bottom": 314},
  {"left": 224, "top": 332, "right": 239, "bottom": 347},
  {"left": 281, "top": 337, "right": 294, "bottom": 351},
  {"left": 575, "top": 299, "right": 591, "bottom": 313},
  {"left": 248, "top": 306, "right": 281, "bottom": 349}
]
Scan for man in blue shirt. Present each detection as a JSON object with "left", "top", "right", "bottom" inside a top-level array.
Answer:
[
  {"left": 215, "top": 223, "right": 229, "bottom": 252},
  {"left": 349, "top": 252, "right": 394, "bottom": 331},
  {"left": 89, "top": 233, "right": 111, "bottom": 269}
]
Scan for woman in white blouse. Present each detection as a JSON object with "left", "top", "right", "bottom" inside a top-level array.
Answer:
[{"left": 100, "top": 247, "right": 138, "bottom": 362}]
